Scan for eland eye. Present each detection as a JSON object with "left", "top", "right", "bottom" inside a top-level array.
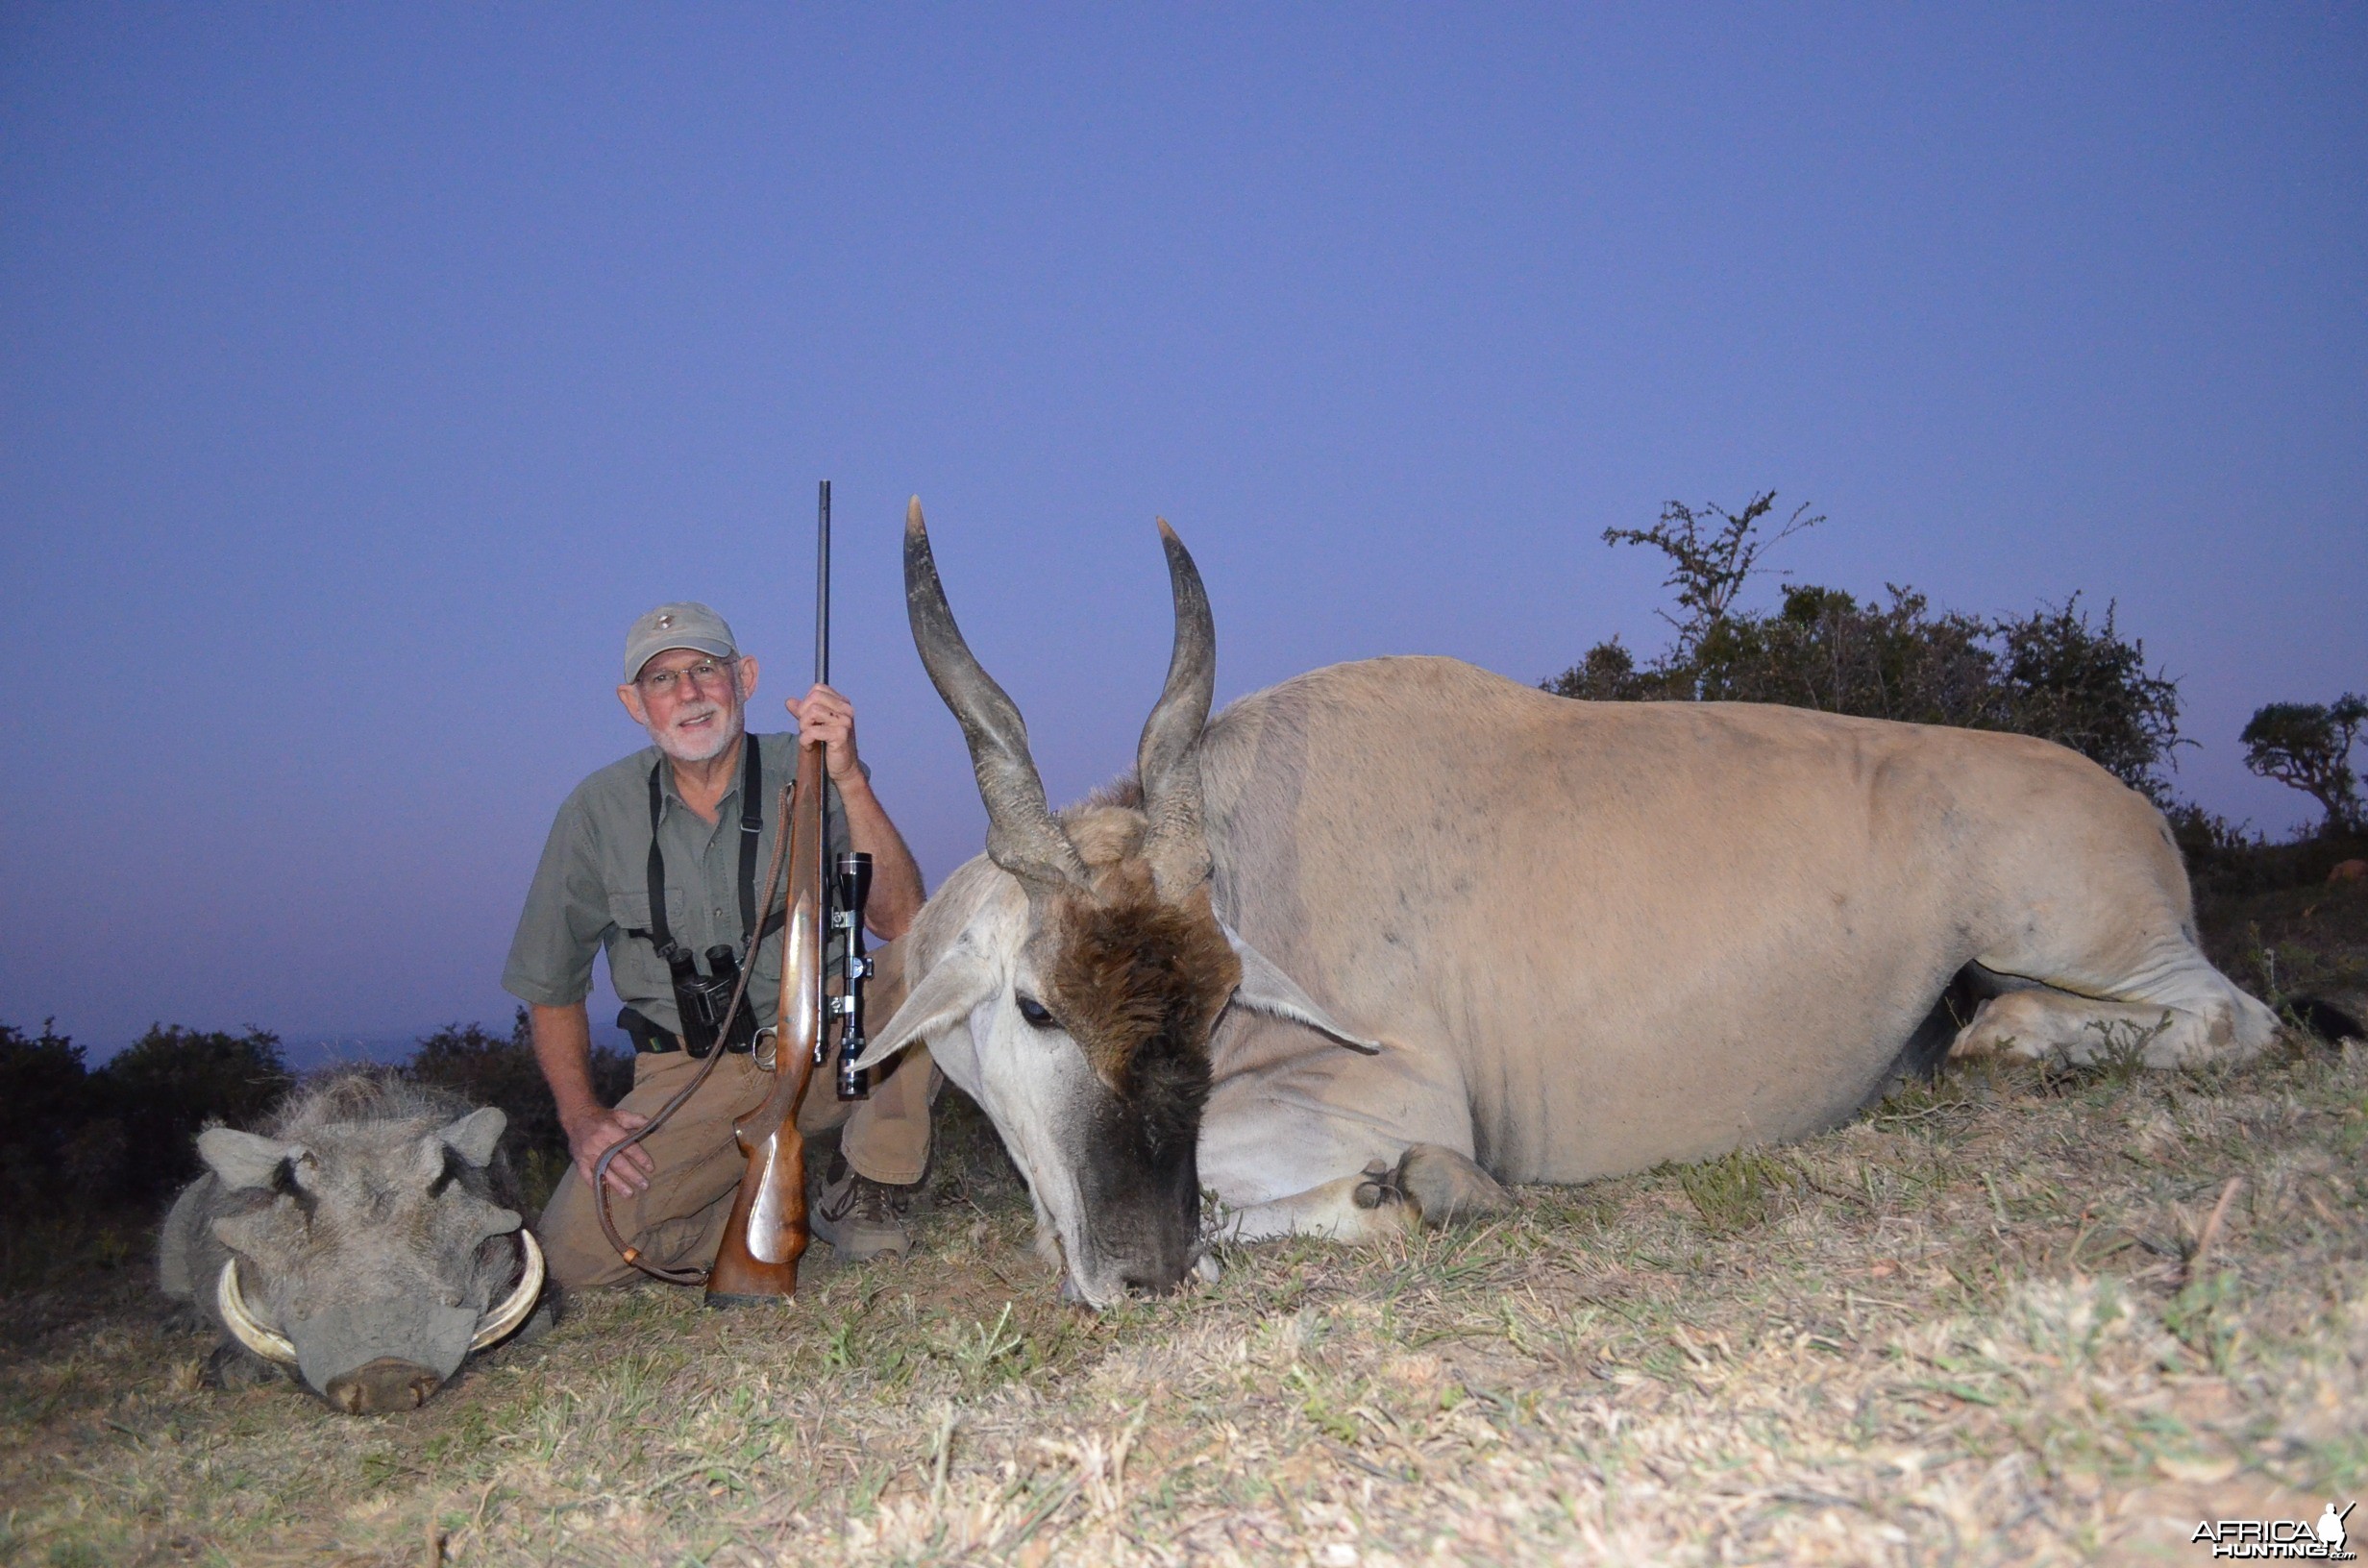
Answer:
[{"left": 1015, "top": 994, "right": 1057, "bottom": 1030}]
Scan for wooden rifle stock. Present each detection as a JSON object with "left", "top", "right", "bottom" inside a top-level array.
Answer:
[{"left": 704, "top": 748, "right": 825, "bottom": 1305}]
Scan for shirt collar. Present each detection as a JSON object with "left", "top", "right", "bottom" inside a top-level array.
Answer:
[{"left": 649, "top": 732, "right": 756, "bottom": 815}]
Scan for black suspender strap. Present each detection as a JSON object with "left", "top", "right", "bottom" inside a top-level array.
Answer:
[
  {"left": 644, "top": 761, "right": 676, "bottom": 955},
  {"left": 735, "top": 731, "right": 763, "bottom": 943},
  {"left": 643, "top": 737, "right": 772, "bottom": 957}
]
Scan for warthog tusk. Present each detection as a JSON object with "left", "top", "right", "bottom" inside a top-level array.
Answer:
[
  {"left": 469, "top": 1230, "right": 544, "bottom": 1353},
  {"left": 215, "top": 1260, "right": 299, "bottom": 1366}
]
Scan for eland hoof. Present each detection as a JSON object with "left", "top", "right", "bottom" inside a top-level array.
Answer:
[{"left": 1394, "top": 1145, "right": 1512, "bottom": 1227}]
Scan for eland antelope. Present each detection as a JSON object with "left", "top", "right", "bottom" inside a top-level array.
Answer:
[{"left": 855, "top": 502, "right": 2278, "bottom": 1308}]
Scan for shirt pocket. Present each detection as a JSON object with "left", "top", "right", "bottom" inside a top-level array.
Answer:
[{"left": 606, "top": 886, "right": 686, "bottom": 937}]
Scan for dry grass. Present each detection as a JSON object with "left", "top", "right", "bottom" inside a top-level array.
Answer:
[
  {"left": 5, "top": 885, "right": 2365, "bottom": 1566},
  {"left": 3, "top": 1039, "right": 2361, "bottom": 1566}
]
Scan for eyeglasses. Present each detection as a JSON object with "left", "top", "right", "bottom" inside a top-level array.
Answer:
[{"left": 637, "top": 657, "right": 736, "bottom": 696}]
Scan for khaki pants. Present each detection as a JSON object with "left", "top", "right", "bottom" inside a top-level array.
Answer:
[{"left": 537, "top": 938, "right": 940, "bottom": 1289}]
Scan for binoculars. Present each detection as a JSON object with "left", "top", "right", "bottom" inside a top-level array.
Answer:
[{"left": 664, "top": 943, "right": 759, "bottom": 1059}]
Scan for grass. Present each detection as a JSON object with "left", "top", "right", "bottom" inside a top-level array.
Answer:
[{"left": 2, "top": 882, "right": 2363, "bottom": 1565}]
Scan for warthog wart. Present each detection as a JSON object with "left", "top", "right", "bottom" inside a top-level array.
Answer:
[{"left": 159, "top": 1072, "right": 548, "bottom": 1413}]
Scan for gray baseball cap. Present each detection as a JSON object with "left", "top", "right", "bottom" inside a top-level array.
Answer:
[{"left": 623, "top": 602, "right": 738, "bottom": 682}]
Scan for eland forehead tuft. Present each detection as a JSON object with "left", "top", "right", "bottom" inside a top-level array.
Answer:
[{"left": 1044, "top": 868, "right": 1242, "bottom": 1096}]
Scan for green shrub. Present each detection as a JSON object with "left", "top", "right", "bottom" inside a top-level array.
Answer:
[
  {"left": 2, "top": 1019, "right": 292, "bottom": 1209},
  {"left": 0, "top": 1021, "right": 102, "bottom": 1209},
  {"left": 97, "top": 1025, "right": 292, "bottom": 1203},
  {"left": 0, "top": 1009, "right": 632, "bottom": 1215},
  {"left": 1544, "top": 492, "right": 2184, "bottom": 800},
  {"left": 1991, "top": 597, "right": 2183, "bottom": 793}
]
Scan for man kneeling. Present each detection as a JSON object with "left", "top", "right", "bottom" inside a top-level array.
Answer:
[{"left": 505, "top": 601, "right": 935, "bottom": 1287}]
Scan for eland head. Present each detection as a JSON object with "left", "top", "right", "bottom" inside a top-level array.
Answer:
[{"left": 853, "top": 501, "right": 1374, "bottom": 1307}]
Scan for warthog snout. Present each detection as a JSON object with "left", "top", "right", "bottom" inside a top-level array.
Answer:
[{"left": 324, "top": 1357, "right": 442, "bottom": 1414}]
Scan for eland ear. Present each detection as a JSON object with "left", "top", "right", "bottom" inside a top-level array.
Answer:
[
  {"left": 851, "top": 946, "right": 998, "bottom": 1074},
  {"left": 438, "top": 1108, "right": 507, "bottom": 1168},
  {"left": 1222, "top": 924, "right": 1382, "bottom": 1054},
  {"left": 199, "top": 1127, "right": 299, "bottom": 1190}
]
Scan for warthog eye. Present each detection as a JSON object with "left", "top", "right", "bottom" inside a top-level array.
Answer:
[
  {"left": 428, "top": 1147, "right": 464, "bottom": 1197},
  {"left": 1015, "top": 994, "right": 1057, "bottom": 1030}
]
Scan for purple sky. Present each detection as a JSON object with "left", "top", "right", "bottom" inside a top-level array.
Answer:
[{"left": 4, "top": 7, "right": 2362, "bottom": 1054}]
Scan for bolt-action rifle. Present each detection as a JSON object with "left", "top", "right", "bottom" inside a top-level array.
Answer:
[{"left": 596, "top": 479, "right": 876, "bottom": 1306}]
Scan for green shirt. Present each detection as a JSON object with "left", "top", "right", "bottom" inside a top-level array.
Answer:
[{"left": 502, "top": 732, "right": 853, "bottom": 1038}]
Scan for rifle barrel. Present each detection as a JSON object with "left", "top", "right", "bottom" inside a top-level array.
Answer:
[{"left": 816, "top": 480, "right": 831, "bottom": 687}]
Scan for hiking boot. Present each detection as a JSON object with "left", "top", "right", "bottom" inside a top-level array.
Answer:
[{"left": 810, "top": 1159, "right": 916, "bottom": 1262}]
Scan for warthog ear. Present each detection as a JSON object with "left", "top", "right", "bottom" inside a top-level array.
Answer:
[
  {"left": 478, "top": 1205, "right": 524, "bottom": 1238},
  {"left": 1221, "top": 924, "right": 1382, "bottom": 1055},
  {"left": 198, "top": 1127, "right": 299, "bottom": 1191},
  {"left": 438, "top": 1108, "right": 507, "bottom": 1168},
  {"left": 851, "top": 946, "right": 997, "bottom": 1074}
]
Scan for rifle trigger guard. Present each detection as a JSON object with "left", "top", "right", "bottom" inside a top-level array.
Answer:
[{"left": 752, "top": 1026, "right": 778, "bottom": 1073}]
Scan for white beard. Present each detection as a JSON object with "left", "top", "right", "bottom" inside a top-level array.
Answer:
[{"left": 646, "top": 698, "right": 741, "bottom": 763}]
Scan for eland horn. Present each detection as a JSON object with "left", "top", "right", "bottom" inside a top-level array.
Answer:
[
  {"left": 469, "top": 1230, "right": 545, "bottom": 1352},
  {"left": 1136, "top": 519, "right": 1217, "bottom": 898},
  {"left": 904, "top": 498, "right": 1087, "bottom": 890},
  {"left": 215, "top": 1259, "right": 299, "bottom": 1366}
]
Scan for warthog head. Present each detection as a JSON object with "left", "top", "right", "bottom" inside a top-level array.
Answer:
[
  {"left": 161, "top": 1074, "right": 544, "bottom": 1413},
  {"left": 851, "top": 502, "right": 1374, "bottom": 1308}
]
